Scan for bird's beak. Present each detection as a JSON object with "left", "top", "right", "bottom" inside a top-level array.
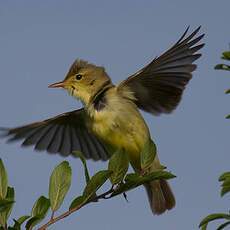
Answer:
[{"left": 48, "top": 81, "right": 65, "bottom": 88}]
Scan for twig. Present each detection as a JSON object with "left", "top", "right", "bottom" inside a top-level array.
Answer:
[
  {"left": 50, "top": 211, "right": 55, "bottom": 220},
  {"left": 37, "top": 186, "right": 115, "bottom": 230},
  {"left": 37, "top": 203, "right": 85, "bottom": 230}
]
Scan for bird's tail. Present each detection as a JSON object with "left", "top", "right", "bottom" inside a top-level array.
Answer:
[
  {"left": 144, "top": 179, "right": 175, "bottom": 215},
  {"left": 128, "top": 144, "right": 176, "bottom": 214}
]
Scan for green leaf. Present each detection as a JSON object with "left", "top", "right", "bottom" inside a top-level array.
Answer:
[
  {"left": 3, "top": 187, "right": 14, "bottom": 219},
  {"left": 0, "top": 200, "right": 14, "bottom": 212},
  {"left": 141, "top": 139, "right": 156, "bottom": 171},
  {"left": 219, "top": 172, "right": 230, "bottom": 181},
  {"left": 222, "top": 178, "right": 230, "bottom": 187},
  {"left": 31, "top": 196, "right": 50, "bottom": 218},
  {"left": 142, "top": 171, "right": 176, "bottom": 182},
  {"left": 0, "top": 159, "right": 8, "bottom": 200},
  {"left": 219, "top": 172, "right": 230, "bottom": 196},
  {"left": 222, "top": 51, "right": 230, "bottom": 60},
  {"left": 69, "top": 170, "right": 112, "bottom": 211},
  {"left": 0, "top": 187, "right": 15, "bottom": 227},
  {"left": 225, "top": 89, "right": 230, "bottom": 94},
  {"left": 215, "top": 64, "right": 230, "bottom": 71},
  {"left": 25, "top": 216, "right": 43, "bottom": 230},
  {"left": 69, "top": 196, "right": 85, "bottom": 211},
  {"left": 221, "top": 184, "right": 230, "bottom": 197},
  {"left": 16, "top": 215, "right": 30, "bottom": 225},
  {"left": 217, "top": 221, "right": 230, "bottom": 230},
  {"left": 13, "top": 215, "right": 30, "bottom": 229},
  {"left": 225, "top": 114, "right": 230, "bottom": 119},
  {"left": 108, "top": 149, "right": 129, "bottom": 185},
  {"left": 73, "top": 151, "right": 90, "bottom": 183},
  {"left": 200, "top": 223, "right": 207, "bottom": 230},
  {"left": 49, "top": 161, "right": 72, "bottom": 212},
  {"left": 83, "top": 170, "right": 112, "bottom": 201},
  {"left": 199, "top": 213, "right": 230, "bottom": 228},
  {"left": 111, "top": 171, "right": 175, "bottom": 196}
]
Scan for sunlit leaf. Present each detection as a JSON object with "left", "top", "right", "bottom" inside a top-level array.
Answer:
[
  {"left": 0, "top": 159, "right": 8, "bottom": 200},
  {"left": 83, "top": 170, "right": 112, "bottom": 202},
  {"left": 199, "top": 213, "right": 230, "bottom": 228},
  {"left": 141, "top": 139, "right": 156, "bottom": 171},
  {"left": 73, "top": 151, "right": 90, "bottom": 183},
  {"left": 108, "top": 149, "right": 129, "bottom": 185},
  {"left": 49, "top": 161, "right": 72, "bottom": 212}
]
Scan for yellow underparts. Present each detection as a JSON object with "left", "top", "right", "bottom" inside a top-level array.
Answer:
[{"left": 87, "top": 87, "right": 150, "bottom": 171}]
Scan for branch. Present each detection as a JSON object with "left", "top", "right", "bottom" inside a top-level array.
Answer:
[{"left": 37, "top": 187, "right": 115, "bottom": 230}]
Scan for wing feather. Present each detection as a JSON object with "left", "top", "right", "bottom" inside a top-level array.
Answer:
[
  {"left": 47, "top": 125, "right": 63, "bottom": 154},
  {"left": 118, "top": 27, "right": 204, "bottom": 115},
  {"left": 35, "top": 125, "right": 57, "bottom": 151},
  {"left": 70, "top": 126, "right": 82, "bottom": 153},
  {"left": 59, "top": 125, "right": 71, "bottom": 156},
  {"left": 23, "top": 125, "right": 52, "bottom": 146},
  {"left": 1, "top": 109, "right": 110, "bottom": 161}
]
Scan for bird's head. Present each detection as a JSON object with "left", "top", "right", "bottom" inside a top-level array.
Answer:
[{"left": 49, "top": 59, "right": 112, "bottom": 106}]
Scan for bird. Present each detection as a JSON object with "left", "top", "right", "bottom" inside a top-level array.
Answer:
[{"left": 0, "top": 26, "right": 204, "bottom": 215}]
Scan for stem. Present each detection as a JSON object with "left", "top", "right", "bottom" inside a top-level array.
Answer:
[
  {"left": 37, "top": 203, "right": 85, "bottom": 230},
  {"left": 50, "top": 211, "right": 55, "bottom": 220},
  {"left": 37, "top": 187, "right": 115, "bottom": 230}
]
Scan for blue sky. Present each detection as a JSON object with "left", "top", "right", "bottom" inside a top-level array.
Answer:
[{"left": 0, "top": 1, "right": 230, "bottom": 229}]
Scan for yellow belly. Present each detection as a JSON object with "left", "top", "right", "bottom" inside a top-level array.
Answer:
[{"left": 88, "top": 91, "right": 150, "bottom": 170}]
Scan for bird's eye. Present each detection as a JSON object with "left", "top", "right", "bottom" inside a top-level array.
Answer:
[{"left": 75, "top": 74, "right": 82, "bottom": 80}]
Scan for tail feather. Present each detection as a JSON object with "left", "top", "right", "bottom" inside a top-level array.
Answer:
[
  {"left": 145, "top": 179, "right": 175, "bottom": 215},
  {"left": 160, "top": 179, "right": 175, "bottom": 210}
]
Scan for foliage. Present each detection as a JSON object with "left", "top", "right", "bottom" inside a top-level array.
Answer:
[
  {"left": 214, "top": 50, "right": 230, "bottom": 118},
  {"left": 0, "top": 139, "right": 175, "bottom": 229},
  {"left": 199, "top": 173, "right": 230, "bottom": 230},
  {"left": 199, "top": 50, "right": 230, "bottom": 230},
  {"left": 215, "top": 51, "right": 230, "bottom": 72}
]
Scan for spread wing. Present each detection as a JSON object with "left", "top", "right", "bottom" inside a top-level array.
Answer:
[
  {"left": 0, "top": 109, "right": 110, "bottom": 161},
  {"left": 118, "top": 26, "right": 205, "bottom": 115}
]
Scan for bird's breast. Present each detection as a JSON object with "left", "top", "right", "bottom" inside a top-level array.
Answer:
[{"left": 87, "top": 89, "right": 150, "bottom": 162}]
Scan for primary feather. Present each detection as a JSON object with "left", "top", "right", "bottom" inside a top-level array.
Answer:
[{"left": 118, "top": 26, "right": 204, "bottom": 115}]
